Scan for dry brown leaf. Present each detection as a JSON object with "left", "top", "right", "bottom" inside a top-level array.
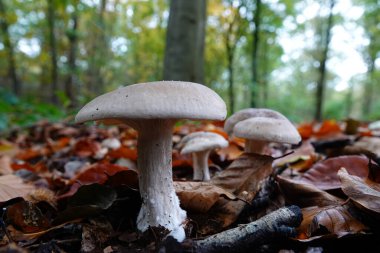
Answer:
[
  {"left": 338, "top": 168, "right": 380, "bottom": 214},
  {"left": 174, "top": 181, "right": 236, "bottom": 213},
  {"left": 0, "top": 140, "right": 19, "bottom": 157},
  {"left": 299, "top": 155, "right": 369, "bottom": 190},
  {"left": 196, "top": 153, "right": 274, "bottom": 234},
  {"left": 0, "top": 155, "right": 13, "bottom": 175},
  {"left": 0, "top": 174, "right": 36, "bottom": 202},
  {"left": 277, "top": 175, "right": 344, "bottom": 207},
  {"left": 6, "top": 200, "right": 51, "bottom": 233},
  {"left": 216, "top": 141, "right": 243, "bottom": 161},
  {"left": 211, "top": 153, "right": 274, "bottom": 196},
  {"left": 353, "top": 136, "right": 380, "bottom": 156},
  {"left": 297, "top": 205, "right": 367, "bottom": 241},
  {"left": 273, "top": 141, "right": 317, "bottom": 172}
]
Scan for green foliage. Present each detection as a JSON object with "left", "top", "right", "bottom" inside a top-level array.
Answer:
[
  {"left": 0, "top": 87, "right": 66, "bottom": 132},
  {"left": 0, "top": 0, "right": 379, "bottom": 126}
]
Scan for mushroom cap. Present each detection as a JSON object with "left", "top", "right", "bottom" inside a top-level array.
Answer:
[
  {"left": 75, "top": 81, "right": 227, "bottom": 124},
  {"left": 233, "top": 117, "right": 301, "bottom": 145},
  {"left": 179, "top": 132, "right": 228, "bottom": 154},
  {"left": 224, "top": 108, "right": 287, "bottom": 135}
]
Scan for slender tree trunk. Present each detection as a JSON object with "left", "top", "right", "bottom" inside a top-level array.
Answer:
[
  {"left": 47, "top": 0, "right": 58, "bottom": 104},
  {"left": 262, "top": 36, "right": 269, "bottom": 107},
  {"left": 65, "top": 2, "right": 79, "bottom": 108},
  {"left": 315, "top": 0, "right": 335, "bottom": 121},
  {"left": 0, "top": 0, "right": 20, "bottom": 96},
  {"left": 226, "top": 43, "right": 235, "bottom": 113},
  {"left": 250, "top": 0, "right": 261, "bottom": 108},
  {"left": 163, "top": 0, "right": 206, "bottom": 83},
  {"left": 88, "top": 0, "right": 106, "bottom": 95},
  {"left": 346, "top": 83, "right": 353, "bottom": 117},
  {"left": 362, "top": 53, "right": 375, "bottom": 116}
]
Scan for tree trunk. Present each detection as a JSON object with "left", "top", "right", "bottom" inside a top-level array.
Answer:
[
  {"left": 262, "top": 35, "right": 269, "bottom": 107},
  {"left": 87, "top": 0, "right": 106, "bottom": 95},
  {"left": 65, "top": 2, "right": 79, "bottom": 108},
  {"left": 315, "top": 0, "right": 335, "bottom": 121},
  {"left": 0, "top": 0, "right": 20, "bottom": 96},
  {"left": 227, "top": 43, "right": 235, "bottom": 113},
  {"left": 47, "top": 0, "right": 58, "bottom": 104},
  {"left": 163, "top": 0, "right": 206, "bottom": 83},
  {"left": 362, "top": 51, "right": 375, "bottom": 116},
  {"left": 250, "top": 0, "right": 261, "bottom": 108}
]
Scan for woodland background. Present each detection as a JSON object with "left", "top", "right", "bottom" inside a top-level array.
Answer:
[{"left": 0, "top": 0, "right": 379, "bottom": 130}]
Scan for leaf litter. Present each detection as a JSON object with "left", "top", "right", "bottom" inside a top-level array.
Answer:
[{"left": 0, "top": 119, "right": 379, "bottom": 251}]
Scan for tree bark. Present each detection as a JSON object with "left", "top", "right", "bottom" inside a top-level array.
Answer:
[
  {"left": 362, "top": 46, "right": 376, "bottom": 116},
  {"left": 315, "top": 0, "right": 335, "bottom": 121},
  {"left": 192, "top": 205, "right": 302, "bottom": 253},
  {"left": 47, "top": 0, "right": 58, "bottom": 104},
  {"left": 65, "top": 1, "right": 79, "bottom": 108},
  {"left": 250, "top": 0, "right": 261, "bottom": 108},
  {"left": 87, "top": 0, "right": 106, "bottom": 95},
  {"left": 226, "top": 35, "right": 235, "bottom": 113},
  {"left": 0, "top": 0, "right": 20, "bottom": 96},
  {"left": 163, "top": 0, "right": 206, "bottom": 83}
]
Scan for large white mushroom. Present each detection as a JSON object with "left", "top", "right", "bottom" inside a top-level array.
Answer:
[
  {"left": 224, "top": 108, "right": 301, "bottom": 154},
  {"left": 75, "top": 81, "right": 226, "bottom": 241},
  {"left": 177, "top": 131, "right": 228, "bottom": 181}
]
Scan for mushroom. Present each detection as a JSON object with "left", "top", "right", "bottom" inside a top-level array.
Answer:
[
  {"left": 177, "top": 132, "right": 228, "bottom": 181},
  {"left": 224, "top": 108, "right": 300, "bottom": 154},
  {"left": 75, "top": 81, "right": 226, "bottom": 241}
]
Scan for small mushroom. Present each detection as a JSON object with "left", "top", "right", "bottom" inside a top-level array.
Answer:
[
  {"left": 75, "top": 81, "right": 226, "bottom": 241},
  {"left": 177, "top": 132, "right": 228, "bottom": 181},
  {"left": 225, "top": 108, "right": 301, "bottom": 154}
]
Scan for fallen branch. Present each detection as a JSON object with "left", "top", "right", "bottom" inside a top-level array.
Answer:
[{"left": 192, "top": 205, "right": 302, "bottom": 253}]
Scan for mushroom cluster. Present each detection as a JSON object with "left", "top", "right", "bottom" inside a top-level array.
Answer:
[
  {"left": 224, "top": 108, "right": 301, "bottom": 154},
  {"left": 75, "top": 81, "right": 227, "bottom": 241},
  {"left": 177, "top": 131, "right": 228, "bottom": 181}
]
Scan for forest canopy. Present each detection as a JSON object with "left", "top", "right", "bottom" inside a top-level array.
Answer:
[{"left": 0, "top": 0, "right": 379, "bottom": 130}]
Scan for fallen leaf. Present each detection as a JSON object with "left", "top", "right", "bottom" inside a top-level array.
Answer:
[
  {"left": 0, "top": 155, "right": 13, "bottom": 175},
  {"left": 297, "top": 205, "right": 367, "bottom": 240},
  {"left": 73, "top": 138, "right": 102, "bottom": 158},
  {"left": 277, "top": 175, "right": 344, "bottom": 207},
  {"left": 216, "top": 141, "right": 243, "bottom": 161},
  {"left": 107, "top": 146, "right": 137, "bottom": 160},
  {"left": 211, "top": 153, "right": 274, "bottom": 196},
  {"left": 299, "top": 155, "right": 369, "bottom": 190},
  {"left": 6, "top": 200, "right": 51, "bottom": 233},
  {"left": 53, "top": 184, "right": 117, "bottom": 225},
  {"left": 314, "top": 120, "right": 342, "bottom": 138},
  {"left": 0, "top": 174, "right": 36, "bottom": 202},
  {"left": 298, "top": 123, "right": 314, "bottom": 140},
  {"left": 273, "top": 141, "right": 317, "bottom": 172},
  {"left": 353, "top": 137, "right": 380, "bottom": 156},
  {"left": 174, "top": 181, "right": 236, "bottom": 213},
  {"left": 197, "top": 153, "right": 274, "bottom": 234},
  {"left": 338, "top": 168, "right": 380, "bottom": 214}
]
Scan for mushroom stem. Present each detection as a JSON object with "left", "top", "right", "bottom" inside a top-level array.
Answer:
[
  {"left": 136, "top": 119, "right": 186, "bottom": 239},
  {"left": 245, "top": 139, "right": 267, "bottom": 154},
  {"left": 192, "top": 150, "right": 211, "bottom": 181}
]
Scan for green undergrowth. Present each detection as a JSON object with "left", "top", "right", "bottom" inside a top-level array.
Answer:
[{"left": 0, "top": 88, "right": 73, "bottom": 132}]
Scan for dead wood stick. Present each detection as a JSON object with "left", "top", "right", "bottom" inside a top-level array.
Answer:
[{"left": 193, "top": 205, "right": 302, "bottom": 253}]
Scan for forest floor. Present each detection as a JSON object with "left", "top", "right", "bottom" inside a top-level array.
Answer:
[{"left": 0, "top": 119, "right": 379, "bottom": 252}]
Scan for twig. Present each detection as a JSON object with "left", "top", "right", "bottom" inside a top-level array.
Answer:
[{"left": 192, "top": 205, "right": 302, "bottom": 253}]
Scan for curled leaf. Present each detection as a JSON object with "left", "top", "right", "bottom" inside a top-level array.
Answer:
[
  {"left": 299, "top": 155, "right": 369, "bottom": 190},
  {"left": 298, "top": 205, "right": 367, "bottom": 240},
  {"left": 174, "top": 181, "right": 236, "bottom": 213},
  {"left": 338, "top": 168, "right": 380, "bottom": 214}
]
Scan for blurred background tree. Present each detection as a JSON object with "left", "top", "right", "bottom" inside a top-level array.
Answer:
[{"left": 0, "top": 0, "right": 379, "bottom": 130}]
